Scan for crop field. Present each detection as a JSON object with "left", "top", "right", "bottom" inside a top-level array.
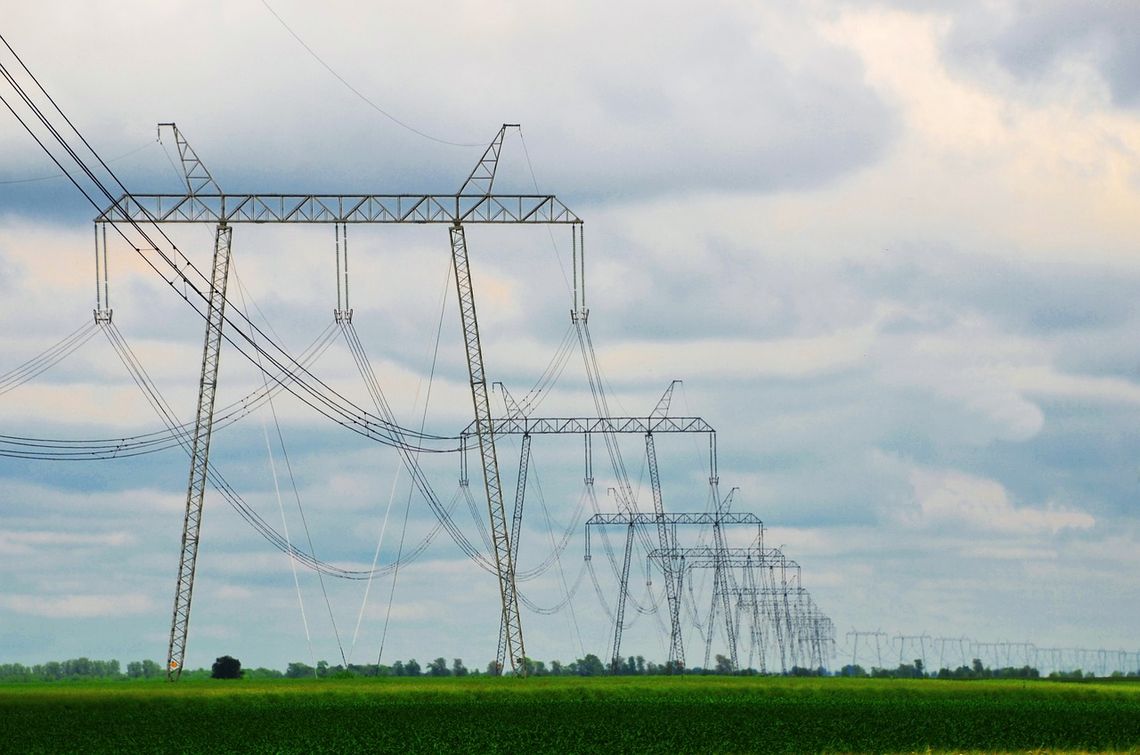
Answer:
[{"left": 1, "top": 675, "right": 1138, "bottom": 753}]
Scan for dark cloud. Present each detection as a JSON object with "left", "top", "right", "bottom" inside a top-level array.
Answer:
[
  {"left": 845, "top": 245, "right": 1140, "bottom": 341},
  {"left": 941, "top": 1, "right": 1140, "bottom": 108}
]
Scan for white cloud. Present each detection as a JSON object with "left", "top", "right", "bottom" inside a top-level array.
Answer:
[
  {"left": 0, "top": 593, "right": 151, "bottom": 618},
  {"left": 0, "top": 530, "right": 134, "bottom": 556},
  {"left": 907, "top": 467, "right": 1095, "bottom": 535}
]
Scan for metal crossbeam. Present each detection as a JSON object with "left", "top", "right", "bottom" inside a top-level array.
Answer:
[
  {"left": 584, "top": 512, "right": 763, "bottom": 558},
  {"left": 95, "top": 194, "right": 580, "bottom": 224},
  {"left": 461, "top": 416, "right": 714, "bottom": 438},
  {"left": 648, "top": 546, "right": 796, "bottom": 570}
]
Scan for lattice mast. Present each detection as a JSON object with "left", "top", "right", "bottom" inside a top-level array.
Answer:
[
  {"left": 159, "top": 124, "right": 232, "bottom": 681},
  {"left": 452, "top": 125, "right": 526, "bottom": 675},
  {"left": 86, "top": 120, "right": 580, "bottom": 680},
  {"left": 494, "top": 382, "right": 531, "bottom": 672},
  {"left": 645, "top": 381, "right": 686, "bottom": 670}
]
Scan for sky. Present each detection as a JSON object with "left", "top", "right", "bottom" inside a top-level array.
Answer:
[{"left": 1, "top": 0, "right": 1139, "bottom": 673}]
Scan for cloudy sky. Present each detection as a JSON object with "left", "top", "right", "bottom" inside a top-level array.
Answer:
[{"left": 2, "top": 0, "right": 1139, "bottom": 673}]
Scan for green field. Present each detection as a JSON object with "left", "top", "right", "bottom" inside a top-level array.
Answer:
[{"left": 1, "top": 675, "right": 1138, "bottom": 753}]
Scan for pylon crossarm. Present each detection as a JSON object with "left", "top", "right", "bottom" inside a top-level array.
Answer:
[{"left": 96, "top": 194, "right": 580, "bottom": 225}]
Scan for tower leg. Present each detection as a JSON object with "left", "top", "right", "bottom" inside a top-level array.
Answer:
[
  {"left": 449, "top": 224, "right": 525, "bottom": 675},
  {"left": 497, "top": 433, "right": 531, "bottom": 672},
  {"left": 646, "top": 433, "right": 684, "bottom": 670},
  {"left": 609, "top": 522, "right": 635, "bottom": 672},
  {"left": 167, "top": 223, "right": 232, "bottom": 680}
]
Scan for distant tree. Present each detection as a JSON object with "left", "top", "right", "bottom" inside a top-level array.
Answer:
[
  {"left": 316, "top": 660, "right": 329, "bottom": 678},
  {"left": 635, "top": 656, "right": 646, "bottom": 674},
  {"left": 286, "top": 662, "right": 315, "bottom": 679},
  {"left": 839, "top": 664, "right": 867, "bottom": 677},
  {"left": 392, "top": 661, "right": 405, "bottom": 676},
  {"left": 427, "top": 658, "right": 450, "bottom": 677},
  {"left": 914, "top": 659, "right": 925, "bottom": 678},
  {"left": 211, "top": 656, "right": 243, "bottom": 680},
  {"left": 404, "top": 659, "right": 421, "bottom": 676},
  {"left": 549, "top": 660, "right": 564, "bottom": 676},
  {"left": 576, "top": 654, "right": 605, "bottom": 677},
  {"left": 486, "top": 660, "right": 503, "bottom": 676},
  {"left": 714, "top": 655, "right": 734, "bottom": 674},
  {"left": 452, "top": 658, "right": 468, "bottom": 677},
  {"left": 127, "top": 661, "right": 143, "bottom": 679}
]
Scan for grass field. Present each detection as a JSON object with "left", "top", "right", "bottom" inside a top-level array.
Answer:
[{"left": 1, "top": 675, "right": 1138, "bottom": 753}]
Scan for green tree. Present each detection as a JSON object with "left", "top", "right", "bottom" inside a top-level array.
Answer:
[
  {"left": 404, "top": 659, "right": 421, "bottom": 676},
  {"left": 452, "top": 658, "right": 468, "bottom": 677},
  {"left": 576, "top": 654, "right": 605, "bottom": 676},
  {"left": 427, "top": 657, "right": 450, "bottom": 676},
  {"left": 211, "top": 656, "right": 243, "bottom": 679},
  {"left": 714, "top": 654, "right": 734, "bottom": 674},
  {"left": 286, "top": 661, "right": 314, "bottom": 679}
]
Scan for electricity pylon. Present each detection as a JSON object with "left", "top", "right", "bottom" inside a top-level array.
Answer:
[{"left": 97, "top": 123, "right": 582, "bottom": 679}]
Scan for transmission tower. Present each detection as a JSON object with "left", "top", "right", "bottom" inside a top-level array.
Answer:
[
  {"left": 847, "top": 629, "right": 889, "bottom": 670},
  {"left": 492, "top": 382, "right": 530, "bottom": 673},
  {"left": 585, "top": 512, "right": 763, "bottom": 671},
  {"left": 463, "top": 388, "right": 721, "bottom": 672},
  {"left": 158, "top": 124, "right": 230, "bottom": 680},
  {"left": 894, "top": 633, "right": 931, "bottom": 673},
  {"left": 90, "top": 122, "right": 582, "bottom": 678}
]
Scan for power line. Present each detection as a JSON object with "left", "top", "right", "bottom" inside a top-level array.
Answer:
[{"left": 258, "top": 0, "right": 482, "bottom": 148}]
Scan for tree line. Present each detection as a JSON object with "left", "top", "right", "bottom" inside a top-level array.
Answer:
[
  {"left": 837, "top": 658, "right": 1140, "bottom": 680},
  {"left": 0, "top": 653, "right": 720, "bottom": 681},
  {"left": 5, "top": 654, "right": 1137, "bottom": 682},
  {"left": 0, "top": 657, "right": 280, "bottom": 682}
]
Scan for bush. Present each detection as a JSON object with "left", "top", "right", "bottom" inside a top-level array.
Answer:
[{"left": 211, "top": 656, "right": 243, "bottom": 680}]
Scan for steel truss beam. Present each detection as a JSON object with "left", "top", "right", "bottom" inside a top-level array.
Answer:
[
  {"left": 583, "top": 513, "right": 763, "bottom": 559},
  {"left": 95, "top": 194, "right": 580, "bottom": 225},
  {"left": 461, "top": 416, "right": 714, "bottom": 437},
  {"left": 648, "top": 546, "right": 796, "bottom": 570}
]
